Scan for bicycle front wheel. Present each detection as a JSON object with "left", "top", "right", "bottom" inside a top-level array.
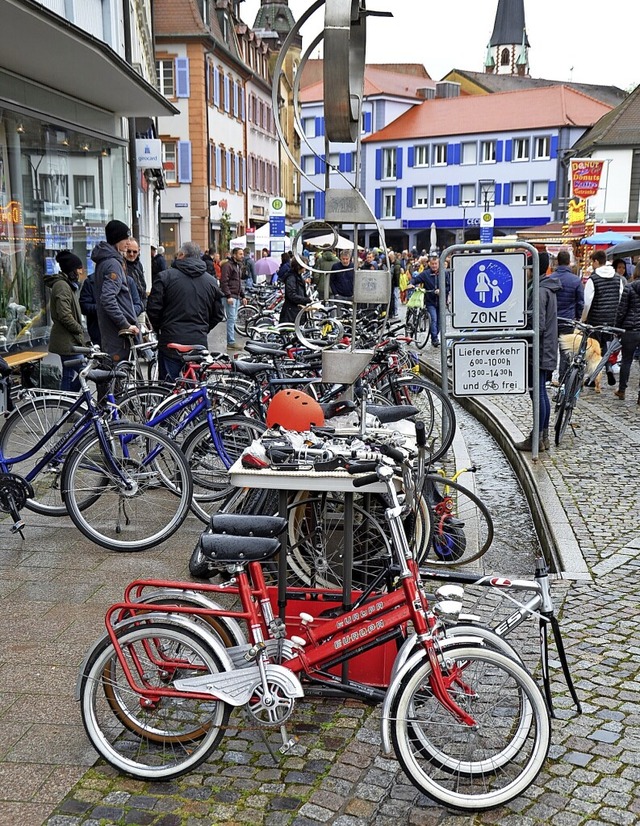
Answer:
[
  {"left": 390, "top": 644, "right": 550, "bottom": 811},
  {"left": 414, "top": 310, "right": 430, "bottom": 350},
  {"left": 79, "top": 621, "right": 231, "bottom": 780},
  {"left": 373, "top": 375, "right": 456, "bottom": 463},
  {"left": 62, "top": 423, "right": 193, "bottom": 552},
  {"left": 554, "top": 366, "right": 581, "bottom": 446}
]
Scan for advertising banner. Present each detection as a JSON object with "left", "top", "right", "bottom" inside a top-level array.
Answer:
[{"left": 570, "top": 159, "right": 605, "bottom": 199}]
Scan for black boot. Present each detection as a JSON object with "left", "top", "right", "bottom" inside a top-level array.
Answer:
[
  {"left": 542, "top": 428, "right": 551, "bottom": 450},
  {"left": 514, "top": 432, "right": 546, "bottom": 452}
]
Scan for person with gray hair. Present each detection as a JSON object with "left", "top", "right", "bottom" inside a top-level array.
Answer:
[{"left": 147, "top": 240, "right": 225, "bottom": 380}]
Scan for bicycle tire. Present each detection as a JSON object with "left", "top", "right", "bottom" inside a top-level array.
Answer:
[
  {"left": 389, "top": 644, "right": 550, "bottom": 811},
  {"left": 414, "top": 310, "right": 430, "bottom": 350},
  {"left": 115, "top": 382, "right": 174, "bottom": 425},
  {"left": 79, "top": 621, "right": 231, "bottom": 779},
  {"left": 183, "top": 416, "right": 266, "bottom": 523},
  {"left": 235, "top": 304, "right": 260, "bottom": 336},
  {"left": 404, "top": 308, "right": 418, "bottom": 341},
  {"left": 286, "top": 491, "right": 392, "bottom": 589},
  {"left": 372, "top": 375, "right": 456, "bottom": 463},
  {"left": 0, "top": 394, "right": 82, "bottom": 515},
  {"left": 554, "top": 366, "right": 582, "bottom": 446},
  {"left": 61, "top": 422, "right": 193, "bottom": 552},
  {"left": 420, "top": 475, "right": 494, "bottom": 566}
]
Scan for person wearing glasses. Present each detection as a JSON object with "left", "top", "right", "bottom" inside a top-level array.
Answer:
[{"left": 124, "top": 238, "right": 147, "bottom": 310}]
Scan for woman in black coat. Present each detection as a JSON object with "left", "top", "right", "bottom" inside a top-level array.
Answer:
[{"left": 279, "top": 259, "right": 311, "bottom": 324}]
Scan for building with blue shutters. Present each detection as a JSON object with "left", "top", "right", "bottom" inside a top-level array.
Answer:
[
  {"left": 298, "top": 63, "right": 434, "bottom": 228},
  {"left": 360, "top": 85, "right": 612, "bottom": 252}
]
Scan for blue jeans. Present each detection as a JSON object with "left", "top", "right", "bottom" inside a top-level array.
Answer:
[
  {"left": 158, "top": 351, "right": 183, "bottom": 382},
  {"left": 60, "top": 354, "right": 81, "bottom": 393},
  {"left": 425, "top": 303, "right": 439, "bottom": 343},
  {"left": 226, "top": 297, "right": 240, "bottom": 344},
  {"left": 529, "top": 368, "right": 551, "bottom": 431}
]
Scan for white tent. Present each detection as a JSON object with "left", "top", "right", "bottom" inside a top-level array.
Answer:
[
  {"left": 230, "top": 223, "right": 291, "bottom": 251},
  {"left": 306, "top": 233, "right": 363, "bottom": 251}
]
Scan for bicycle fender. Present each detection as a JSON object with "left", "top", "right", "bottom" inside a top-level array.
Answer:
[
  {"left": 129, "top": 589, "right": 246, "bottom": 648},
  {"left": 380, "top": 636, "right": 488, "bottom": 755},
  {"left": 74, "top": 611, "right": 235, "bottom": 700}
]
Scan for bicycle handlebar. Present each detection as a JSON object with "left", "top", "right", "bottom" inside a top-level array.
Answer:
[{"left": 557, "top": 318, "right": 625, "bottom": 336}]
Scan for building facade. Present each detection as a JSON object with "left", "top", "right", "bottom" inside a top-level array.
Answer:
[{"left": 0, "top": 0, "right": 173, "bottom": 349}]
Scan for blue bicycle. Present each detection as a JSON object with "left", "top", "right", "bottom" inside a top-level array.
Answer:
[{"left": 0, "top": 352, "right": 193, "bottom": 551}]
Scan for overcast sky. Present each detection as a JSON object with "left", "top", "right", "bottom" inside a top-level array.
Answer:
[{"left": 239, "top": 0, "right": 640, "bottom": 91}]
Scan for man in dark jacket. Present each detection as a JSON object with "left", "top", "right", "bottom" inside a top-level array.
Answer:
[
  {"left": 411, "top": 255, "right": 445, "bottom": 347},
  {"left": 90, "top": 219, "right": 139, "bottom": 362},
  {"left": 515, "top": 272, "right": 561, "bottom": 452},
  {"left": 554, "top": 250, "right": 584, "bottom": 380},
  {"left": 219, "top": 247, "right": 246, "bottom": 349},
  {"left": 582, "top": 250, "right": 625, "bottom": 385},
  {"left": 47, "top": 250, "right": 85, "bottom": 391},
  {"left": 147, "top": 241, "right": 225, "bottom": 379},
  {"left": 330, "top": 251, "right": 354, "bottom": 300},
  {"left": 124, "top": 237, "right": 147, "bottom": 311},
  {"left": 150, "top": 245, "right": 167, "bottom": 282},
  {"left": 614, "top": 274, "right": 640, "bottom": 403}
]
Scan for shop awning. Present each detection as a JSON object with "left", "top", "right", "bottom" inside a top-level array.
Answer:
[{"left": 1, "top": 0, "right": 178, "bottom": 117}]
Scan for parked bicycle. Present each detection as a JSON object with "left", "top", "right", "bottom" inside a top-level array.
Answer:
[
  {"left": 78, "top": 456, "right": 551, "bottom": 811},
  {"left": 554, "top": 319, "right": 625, "bottom": 445},
  {"left": 0, "top": 349, "right": 193, "bottom": 550}
]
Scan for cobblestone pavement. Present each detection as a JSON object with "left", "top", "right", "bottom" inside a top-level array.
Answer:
[{"left": 4, "top": 336, "right": 640, "bottom": 826}]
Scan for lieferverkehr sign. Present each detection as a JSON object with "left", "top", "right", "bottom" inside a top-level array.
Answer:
[{"left": 135, "top": 139, "right": 162, "bottom": 168}]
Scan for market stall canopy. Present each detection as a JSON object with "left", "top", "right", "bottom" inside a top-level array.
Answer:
[
  {"left": 580, "top": 231, "right": 634, "bottom": 246},
  {"left": 306, "top": 233, "right": 363, "bottom": 251},
  {"left": 230, "top": 224, "right": 292, "bottom": 251},
  {"left": 607, "top": 238, "right": 640, "bottom": 258}
]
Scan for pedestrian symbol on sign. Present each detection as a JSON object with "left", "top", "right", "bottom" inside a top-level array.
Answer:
[{"left": 464, "top": 259, "right": 513, "bottom": 309}]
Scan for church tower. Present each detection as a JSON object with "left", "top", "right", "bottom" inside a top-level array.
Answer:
[
  {"left": 253, "top": 0, "right": 302, "bottom": 223},
  {"left": 484, "top": 0, "right": 530, "bottom": 76}
]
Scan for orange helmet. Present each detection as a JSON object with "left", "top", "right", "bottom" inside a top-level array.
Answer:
[{"left": 266, "top": 390, "right": 325, "bottom": 431}]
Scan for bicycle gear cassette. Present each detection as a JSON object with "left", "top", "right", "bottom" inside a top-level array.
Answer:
[{"left": 0, "top": 473, "right": 33, "bottom": 513}]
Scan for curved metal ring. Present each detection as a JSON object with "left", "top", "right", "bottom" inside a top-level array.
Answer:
[{"left": 323, "top": 0, "right": 366, "bottom": 142}]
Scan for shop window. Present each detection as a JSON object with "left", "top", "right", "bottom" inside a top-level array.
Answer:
[{"left": 74, "top": 176, "right": 95, "bottom": 208}]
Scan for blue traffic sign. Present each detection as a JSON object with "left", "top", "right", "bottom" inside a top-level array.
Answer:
[{"left": 464, "top": 259, "right": 513, "bottom": 309}]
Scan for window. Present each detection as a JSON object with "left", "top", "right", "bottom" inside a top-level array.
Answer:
[
  {"left": 304, "top": 194, "right": 315, "bottom": 219},
  {"left": 511, "top": 182, "right": 528, "bottom": 204},
  {"left": 532, "top": 181, "right": 548, "bottom": 204},
  {"left": 39, "top": 174, "right": 68, "bottom": 203},
  {"left": 481, "top": 141, "right": 496, "bottom": 163},
  {"left": 156, "top": 59, "right": 175, "bottom": 97},
  {"left": 433, "top": 143, "right": 447, "bottom": 166},
  {"left": 303, "top": 118, "right": 315, "bottom": 138},
  {"left": 73, "top": 175, "right": 95, "bottom": 207},
  {"left": 414, "top": 186, "right": 429, "bottom": 207},
  {"left": 414, "top": 145, "right": 429, "bottom": 167},
  {"left": 534, "top": 136, "right": 550, "bottom": 159},
  {"left": 382, "top": 147, "right": 397, "bottom": 179},
  {"left": 383, "top": 189, "right": 396, "bottom": 219},
  {"left": 501, "top": 48, "right": 510, "bottom": 66},
  {"left": 432, "top": 185, "right": 447, "bottom": 207},
  {"left": 162, "top": 141, "right": 177, "bottom": 184},
  {"left": 328, "top": 153, "right": 340, "bottom": 173},
  {"left": 461, "top": 142, "right": 476, "bottom": 165},
  {"left": 302, "top": 155, "right": 315, "bottom": 175},
  {"left": 479, "top": 181, "right": 495, "bottom": 207},
  {"left": 460, "top": 184, "right": 476, "bottom": 206},
  {"left": 513, "top": 138, "right": 529, "bottom": 161}
]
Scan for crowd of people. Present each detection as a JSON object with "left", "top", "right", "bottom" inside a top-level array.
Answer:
[{"left": 43, "top": 223, "right": 640, "bottom": 421}]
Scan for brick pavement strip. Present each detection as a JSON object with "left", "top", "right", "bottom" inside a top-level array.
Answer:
[{"left": 16, "top": 352, "right": 640, "bottom": 824}]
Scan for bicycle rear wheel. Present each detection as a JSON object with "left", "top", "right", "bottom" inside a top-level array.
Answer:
[
  {"left": 414, "top": 310, "right": 430, "bottom": 350},
  {"left": 554, "top": 366, "right": 581, "bottom": 446},
  {"left": 79, "top": 621, "right": 230, "bottom": 780},
  {"left": 183, "top": 416, "right": 266, "bottom": 523},
  {"left": 390, "top": 644, "right": 550, "bottom": 811},
  {"left": 420, "top": 475, "right": 494, "bottom": 566},
  {"left": 61, "top": 423, "right": 193, "bottom": 552},
  {"left": 0, "top": 393, "right": 82, "bottom": 515}
]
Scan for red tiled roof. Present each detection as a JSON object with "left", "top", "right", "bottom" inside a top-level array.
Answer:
[
  {"left": 300, "top": 65, "right": 433, "bottom": 103},
  {"left": 154, "top": 0, "right": 208, "bottom": 37},
  {"left": 363, "top": 85, "right": 612, "bottom": 142}
]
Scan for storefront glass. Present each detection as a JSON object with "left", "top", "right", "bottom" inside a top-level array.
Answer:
[{"left": 0, "top": 109, "right": 126, "bottom": 352}]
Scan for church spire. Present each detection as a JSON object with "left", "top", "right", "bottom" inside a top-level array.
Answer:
[{"left": 487, "top": 0, "right": 530, "bottom": 76}]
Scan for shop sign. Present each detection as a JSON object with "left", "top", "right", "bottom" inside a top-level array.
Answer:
[
  {"left": 135, "top": 139, "right": 162, "bottom": 169},
  {"left": 571, "top": 159, "right": 605, "bottom": 199}
]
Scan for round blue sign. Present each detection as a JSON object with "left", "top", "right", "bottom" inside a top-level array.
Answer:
[{"left": 464, "top": 259, "right": 513, "bottom": 308}]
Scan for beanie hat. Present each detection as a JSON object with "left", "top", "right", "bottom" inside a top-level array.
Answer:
[
  {"left": 105, "top": 219, "right": 130, "bottom": 246},
  {"left": 55, "top": 249, "right": 83, "bottom": 274}
]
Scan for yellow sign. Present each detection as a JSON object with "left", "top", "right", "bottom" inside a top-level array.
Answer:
[
  {"left": 0, "top": 200, "right": 22, "bottom": 225},
  {"left": 567, "top": 197, "right": 586, "bottom": 225}
]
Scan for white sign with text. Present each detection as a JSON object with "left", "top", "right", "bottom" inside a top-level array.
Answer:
[{"left": 452, "top": 340, "right": 528, "bottom": 396}]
